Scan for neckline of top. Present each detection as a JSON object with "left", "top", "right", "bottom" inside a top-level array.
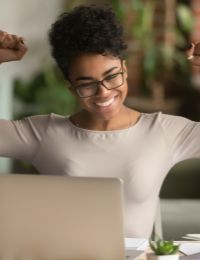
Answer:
[{"left": 66, "top": 112, "right": 146, "bottom": 134}]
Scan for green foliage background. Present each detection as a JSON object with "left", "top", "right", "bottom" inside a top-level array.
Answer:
[{"left": 14, "top": 66, "right": 78, "bottom": 119}]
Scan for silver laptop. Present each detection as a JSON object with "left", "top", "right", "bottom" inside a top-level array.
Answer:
[{"left": 0, "top": 174, "right": 129, "bottom": 260}]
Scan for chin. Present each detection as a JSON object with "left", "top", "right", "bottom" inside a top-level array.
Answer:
[{"left": 95, "top": 106, "right": 122, "bottom": 121}]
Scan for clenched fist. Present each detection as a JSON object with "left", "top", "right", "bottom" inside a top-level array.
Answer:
[
  {"left": 187, "top": 42, "right": 200, "bottom": 66},
  {"left": 0, "top": 30, "right": 27, "bottom": 63}
]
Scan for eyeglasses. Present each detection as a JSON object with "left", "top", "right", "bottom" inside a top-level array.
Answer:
[{"left": 71, "top": 70, "right": 124, "bottom": 98}]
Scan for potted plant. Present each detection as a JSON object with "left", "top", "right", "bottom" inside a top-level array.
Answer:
[{"left": 147, "top": 238, "right": 180, "bottom": 260}]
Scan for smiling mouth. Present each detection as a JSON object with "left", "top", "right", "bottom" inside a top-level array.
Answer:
[{"left": 95, "top": 97, "right": 115, "bottom": 107}]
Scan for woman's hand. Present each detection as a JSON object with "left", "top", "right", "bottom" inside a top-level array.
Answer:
[
  {"left": 186, "top": 42, "right": 200, "bottom": 66},
  {"left": 0, "top": 30, "right": 27, "bottom": 63}
]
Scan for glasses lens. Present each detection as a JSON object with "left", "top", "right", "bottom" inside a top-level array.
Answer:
[
  {"left": 75, "top": 72, "right": 124, "bottom": 98},
  {"left": 76, "top": 83, "right": 98, "bottom": 98},
  {"left": 104, "top": 73, "right": 123, "bottom": 89}
]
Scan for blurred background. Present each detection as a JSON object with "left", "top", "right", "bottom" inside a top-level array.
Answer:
[{"left": 0, "top": 0, "right": 200, "bottom": 240}]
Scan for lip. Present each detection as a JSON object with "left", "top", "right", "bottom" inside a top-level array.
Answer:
[
  {"left": 94, "top": 95, "right": 117, "bottom": 104},
  {"left": 93, "top": 96, "right": 118, "bottom": 111},
  {"left": 94, "top": 97, "right": 115, "bottom": 107}
]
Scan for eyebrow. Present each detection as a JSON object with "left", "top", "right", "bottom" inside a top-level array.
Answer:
[{"left": 75, "top": 66, "right": 119, "bottom": 81}]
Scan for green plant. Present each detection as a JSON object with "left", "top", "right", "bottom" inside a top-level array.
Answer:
[
  {"left": 14, "top": 65, "right": 78, "bottom": 119},
  {"left": 111, "top": 0, "right": 194, "bottom": 97},
  {"left": 149, "top": 238, "right": 179, "bottom": 255},
  {"left": 131, "top": 0, "right": 193, "bottom": 79}
]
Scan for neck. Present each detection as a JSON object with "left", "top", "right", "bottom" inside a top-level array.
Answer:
[{"left": 71, "top": 106, "right": 140, "bottom": 131}]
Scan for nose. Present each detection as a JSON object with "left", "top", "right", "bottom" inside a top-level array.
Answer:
[{"left": 96, "top": 83, "right": 110, "bottom": 97}]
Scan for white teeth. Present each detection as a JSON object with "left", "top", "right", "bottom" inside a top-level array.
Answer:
[{"left": 95, "top": 97, "right": 114, "bottom": 107}]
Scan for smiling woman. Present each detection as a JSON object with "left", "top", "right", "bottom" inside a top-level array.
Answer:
[
  {"left": 48, "top": 5, "right": 140, "bottom": 130},
  {"left": 1, "top": 4, "right": 200, "bottom": 239}
]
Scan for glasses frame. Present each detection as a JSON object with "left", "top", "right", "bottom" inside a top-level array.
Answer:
[{"left": 71, "top": 67, "right": 125, "bottom": 98}]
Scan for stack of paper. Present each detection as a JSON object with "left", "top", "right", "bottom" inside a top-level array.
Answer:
[
  {"left": 180, "top": 242, "right": 200, "bottom": 255},
  {"left": 125, "top": 238, "right": 148, "bottom": 259},
  {"left": 182, "top": 234, "right": 200, "bottom": 241},
  {"left": 125, "top": 238, "right": 148, "bottom": 250}
]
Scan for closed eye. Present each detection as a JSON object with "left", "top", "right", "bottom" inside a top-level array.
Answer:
[
  {"left": 105, "top": 73, "right": 121, "bottom": 81},
  {"left": 75, "top": 82, "right": 97, "bottom": 89}
]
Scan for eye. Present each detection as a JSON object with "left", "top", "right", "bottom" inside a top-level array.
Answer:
[
  {"left": 105, "top": 73, "right": 120, "bottom": 81},
  {"left": 76, "top": 82, "right": 97, "bottom": 89}
]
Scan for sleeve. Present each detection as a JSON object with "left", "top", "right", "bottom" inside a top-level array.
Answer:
[
  {"left": 0, "top": 115, "right": 50, "bottom": 162},
  {"left": 159, "top": 113, "right": 200, "bottom": 164}
]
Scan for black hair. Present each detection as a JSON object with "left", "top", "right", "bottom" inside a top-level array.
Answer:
[{"left": 48, "top": 5, "right": 127, "bottom": 79}]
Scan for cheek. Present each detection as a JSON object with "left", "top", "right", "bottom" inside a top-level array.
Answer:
[
  {"left": 121, "top": 83, "right": 128, "bottom": 96},
  {"left": 79, "top": 98, "right": 93, "bottom": 108}
]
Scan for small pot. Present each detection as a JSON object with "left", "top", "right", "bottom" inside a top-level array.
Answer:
[{"left": 146, "top": 253, "right": 179, "bottom": 260}]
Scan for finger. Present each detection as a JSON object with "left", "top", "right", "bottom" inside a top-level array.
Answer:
[
  {"left": 0, "top": 30, "right": 6, "bottom": 38},
  {"left": 19, "top": 37, "right": 24, "bottom": 44},
  {"left": 0, "top": 41, "right": 28, "bottom": 62},
  {"left": 4, "top": 34, "right": 16, "bottom": 48},
  {"left": 193, "top": 42, "right": 200, "bottom": 56},
  {"left": 15, "top": 41, "right": 28, "bottom": 56},
  {"left": 0, "top": 33, "right": 23, "bottom": 49},
  {"left": 186, "top": 43, "right": 195, "bottom": 60},
  {"left": 11, "top": 34, "right": 24, "bottom": 43},
  {"left": 9, "top": 34, "right": 23, "bottom": 49},
  {"left": 0, "top": 31, "right": 8, "bottom": 47}
]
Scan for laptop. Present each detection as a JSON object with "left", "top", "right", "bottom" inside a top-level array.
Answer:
[{"left": 0, "top": 174, "right": 138, "bottom": 260}]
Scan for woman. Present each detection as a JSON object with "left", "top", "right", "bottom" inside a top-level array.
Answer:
[{"left": 0, "top": 5, "right": 200, "bottom": 238}]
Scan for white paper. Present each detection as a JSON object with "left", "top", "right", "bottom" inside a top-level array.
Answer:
[
  {"left": 182, "top": 236, "right": 200, "bottom": 241},
  {"left": 186, "top": 234, "right": 200, "bottom": 240},
  {"left": 125, "top": 238, "right": 148, "bottom": 250},
  {"left": 180, "top": 242, "right": 200, "bottom": 255}
]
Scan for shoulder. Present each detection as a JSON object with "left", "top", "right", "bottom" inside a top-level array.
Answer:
[
  {"left": 156, "top": 112, "right": 195, "bottom": 129},
  {"left": 19, "top": 113, "right": 68, "bottom": 125},
  {"left": 140, "top": 112, "right": 200, "bottom": 139},
  {"left": 13, "top": 113, "right": 70, "bottom": 139},
  {"left": 142, "top": 112, "right": 193, "bottom": 125}
]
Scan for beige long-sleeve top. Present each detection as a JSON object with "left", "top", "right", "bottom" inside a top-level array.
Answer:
[{"left": 0, "top": 112, "right": 200, "bottom": 238}]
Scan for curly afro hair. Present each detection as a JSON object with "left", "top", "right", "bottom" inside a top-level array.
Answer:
[{"left": 48, "top": 5, "right": 127, "bottom": 79}]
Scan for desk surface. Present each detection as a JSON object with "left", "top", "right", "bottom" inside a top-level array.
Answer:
[{"left": 136, "top": 251, "right": 181, "bottom": 260}]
